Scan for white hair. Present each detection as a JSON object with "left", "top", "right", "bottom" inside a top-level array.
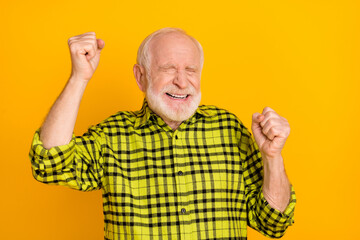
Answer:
[{"left": 136, "top": 27, "right": 204, "bottom": 74}]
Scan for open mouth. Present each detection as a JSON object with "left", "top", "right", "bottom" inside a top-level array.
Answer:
[{"left": 166, "top": 93, "right": 189, "bottom": 99}]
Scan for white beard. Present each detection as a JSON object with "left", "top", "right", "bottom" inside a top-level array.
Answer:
[{"left": 145, "top": 80, "right": 201, "bottom": 123}]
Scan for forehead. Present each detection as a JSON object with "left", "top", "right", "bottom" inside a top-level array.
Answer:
[{"left": 148, "top": 32, "right": 201, "bottom": 66}]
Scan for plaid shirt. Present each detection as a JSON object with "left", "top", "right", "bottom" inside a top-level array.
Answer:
[{"left": 29, "top": 99, "right": 296, "bottom": 240}]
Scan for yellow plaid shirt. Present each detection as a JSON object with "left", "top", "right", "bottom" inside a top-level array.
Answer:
[{"left": 29, "top": 99, "right": 296, "bottom": 239}]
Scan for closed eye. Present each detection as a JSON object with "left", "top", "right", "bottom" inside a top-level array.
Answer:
[
  {"left": 186, "top": 68, "right": 197, "bottom": 73},
  {"left": 159, "top": 65, "right": 177, "bottom": 72}
]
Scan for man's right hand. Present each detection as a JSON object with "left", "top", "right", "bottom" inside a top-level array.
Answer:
[{"left": 68, "top": 32, "right": 105, "bottom": 81}]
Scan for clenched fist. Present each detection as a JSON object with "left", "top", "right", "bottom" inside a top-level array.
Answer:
[
  {"left": 68, "top": 32, "right": 105, "bottom": 81},
  {"left": 251, "top": 107, "right": 290, "bottom": 160}
]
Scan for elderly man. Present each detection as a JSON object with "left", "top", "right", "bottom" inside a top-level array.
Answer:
[{"left": 29, "top": 28, "right": 296, "bottom": 240}]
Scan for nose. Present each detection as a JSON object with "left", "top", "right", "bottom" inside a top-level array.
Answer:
[{"left": 173, "top": 70, "right": 188, "bottom": 89}]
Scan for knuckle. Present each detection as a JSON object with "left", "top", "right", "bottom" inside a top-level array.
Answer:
[
  {"left": 283, "top": 117, "right": 289, "bottom": 124},
  {"left": 268, "top": 112, "right": 279, "bottom": 120},
  {"left": 69, "top": 44, "right": 76, "bottom": 51},
  {"left": 270, "top": 127, "right": 277, "bottom": 134},
  {"left": 270, "top": 111, "right": 277, "bottom": 117},
  {"left": 263, "top": 106, "right": 272, "bottom": 112},
  {"left": 68, "top": 37, "right": 76, "bottom": 44},
  {"left": 69, "top": 41, "right": 80, "bottom": 49}
]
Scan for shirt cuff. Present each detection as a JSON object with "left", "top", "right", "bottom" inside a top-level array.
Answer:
[
  {"left": 258, "top": 184, "right": 296, "bottom": 227},
  {"left": 29, "top": 128, "right": 76, "bottom": 173}
]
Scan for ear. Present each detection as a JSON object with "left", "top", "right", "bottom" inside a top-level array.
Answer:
[{"left": 133, "top": 64, "right": 147, "bottom": 92}]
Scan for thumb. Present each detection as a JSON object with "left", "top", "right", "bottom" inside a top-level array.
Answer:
[
  {"left": 251, "top": 112, "right": 265, "bottom": 145},
  {"left": 252, "top": 112, "right": 264, "bottom": 125},
  {"left": 251, "top": 112, "right": 264, "bottom": 135},
  {"left": 97, "top": 39, "right": 105, "bottom": 51}
]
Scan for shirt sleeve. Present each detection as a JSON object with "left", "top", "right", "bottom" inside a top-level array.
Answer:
[
  {"left": 29, "top": 124, "right": 106, "bottom": 191},
  {"left": 242, "top": 132, "right": 296, "bottom": 238}
]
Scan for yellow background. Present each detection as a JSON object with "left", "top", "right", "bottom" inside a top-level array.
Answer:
[{"left": 1, "top": 0, "right": 359, "bottom": 239}]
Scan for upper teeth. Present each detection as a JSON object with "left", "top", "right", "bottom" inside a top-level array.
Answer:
[{"left": 167, "top": 93, "right": 187, "bottom": 99}]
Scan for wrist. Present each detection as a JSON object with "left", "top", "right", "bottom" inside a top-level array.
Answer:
[
  {"left": 67, "top": 76, "right": 89, "bottom": 93},
  {"left": 68, "top": 75, "right": 89, "bottom": 85},
  {"left": 262, "top": 155, "right": 286, "bottom": 174}
]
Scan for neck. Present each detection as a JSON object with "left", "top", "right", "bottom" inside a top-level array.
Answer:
[
  {"left": 164, "top": 119, "right": 182, "bottom": 131},
  {"left": 146, "top": 103, "right": 184, "bottom": 130}
]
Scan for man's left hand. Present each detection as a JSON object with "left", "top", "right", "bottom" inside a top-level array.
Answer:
[{"left": 251, "top": 107, "right": 290, "bottom": 160}]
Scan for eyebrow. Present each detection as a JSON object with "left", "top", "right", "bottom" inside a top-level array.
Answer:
[
  {"left": 158, "top": 64, "right": 177, "bottom": 69},
  {"left": 158, "top": 64, "right": 198, "bottom": 70}
]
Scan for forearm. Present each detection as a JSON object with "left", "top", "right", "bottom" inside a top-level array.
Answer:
[
  {"left": 40, "top": 76, "right": 88, "bottom": 149},
  {"left": 262, "top": 155, "right": 291, "bottom": 213}
]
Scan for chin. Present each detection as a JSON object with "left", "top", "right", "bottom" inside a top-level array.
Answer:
[{"left": 146, "top": 91, "right": 201, "bottom": 123}]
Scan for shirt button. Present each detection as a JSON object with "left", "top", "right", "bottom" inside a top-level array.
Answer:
[
  {"left": 181, "top": 208, "right": 186, "bottom": 214},
  {"left": 178, "top": 171, "right": 183, "bottom": 176}
]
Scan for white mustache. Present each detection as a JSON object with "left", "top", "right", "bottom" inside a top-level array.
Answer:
[{"left": 161, "top": 85, "right": 197, "bottom": 95}]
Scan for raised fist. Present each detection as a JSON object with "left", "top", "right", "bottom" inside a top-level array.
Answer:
[{"left": 68, "top": 32, "right": 105, "bottom": 81}]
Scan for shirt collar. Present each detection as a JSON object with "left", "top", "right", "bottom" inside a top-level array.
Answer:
[{"left": 134, "top": 98, "right": 216, "bottom": 129}]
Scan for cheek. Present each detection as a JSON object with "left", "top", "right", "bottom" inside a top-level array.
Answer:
[
  {"left": 190, "top": 76, "right": 201, "bottom": 91},
  {"left": 150, "top": 76, "right": 170, "bottom": 93}
]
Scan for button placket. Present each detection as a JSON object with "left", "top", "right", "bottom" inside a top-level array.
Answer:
[
  {"left": 173, "top": 131, "right": 190, "bottom": 228},
  {"left": 173, "top": 132, "right": 185, "bottom": 184}
]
